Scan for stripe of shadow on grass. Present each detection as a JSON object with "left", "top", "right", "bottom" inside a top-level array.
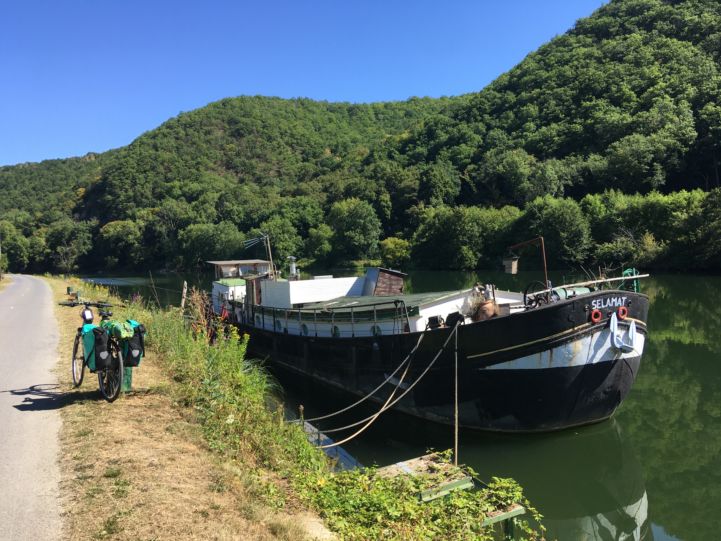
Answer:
[{"left": 2, "top": 383, "right": 104, "bottom": 411}]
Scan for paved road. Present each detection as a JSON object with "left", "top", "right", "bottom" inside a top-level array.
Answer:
[{"left": 0, "top": 275, "right": 61, "bottom": 541}]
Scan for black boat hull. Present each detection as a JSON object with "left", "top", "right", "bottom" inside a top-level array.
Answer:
[{"left": 238, "top": 290, "right": 649, "bottom": 432}]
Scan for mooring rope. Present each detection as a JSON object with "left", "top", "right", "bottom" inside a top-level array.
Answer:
[
  {"left": 315, "top": 322, "right": 461, "bottom": 444},
  {"left": 317, "top": 343, "right": 414, "bottom": 449},
  {"left": 296, "top": 330, "right": 428, "bottom": 424}
]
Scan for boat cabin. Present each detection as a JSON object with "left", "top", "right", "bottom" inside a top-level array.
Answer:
[
  {"left": 214, "top": 265, "right": 524, "bottom": 337},
  {"left": 207, "top": 259, "right": 271, "bottom": 278}
]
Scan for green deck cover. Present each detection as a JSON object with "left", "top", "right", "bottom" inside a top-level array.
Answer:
[
  {"left": 299, "top": 290, "right": 468, "bottom": 312},
  {"left": 216, "top": 278, "right": 246, "bottom": 287}
]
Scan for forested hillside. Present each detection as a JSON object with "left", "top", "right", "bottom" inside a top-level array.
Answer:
[
  {"left": 1, "top": 0, "right": 721, "bottom": 274},
  {"left": 391, "top": 0, "right": 721, "bottom": 204}
]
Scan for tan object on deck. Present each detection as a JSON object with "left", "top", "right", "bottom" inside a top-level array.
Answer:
[{"left": 471, "top": 299, "right": 496, "bottom": 322}]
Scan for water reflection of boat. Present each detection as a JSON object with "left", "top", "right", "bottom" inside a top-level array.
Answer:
[
  {"left": 466, "top": 420, "right": 652, "bottom": 541},
  {"left": 334, "top": 415, "right": 651, "bottom": 540}
]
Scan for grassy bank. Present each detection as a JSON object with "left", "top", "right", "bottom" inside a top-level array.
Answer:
[
  {"left": 0, "top": 274, "right": 11, "bottom": 293},
  {"left": 50, "top": 277, "right": 545, "bottom": 540},
  {"left": 50, "top": 277, "right": 323, "bottom": 540}
]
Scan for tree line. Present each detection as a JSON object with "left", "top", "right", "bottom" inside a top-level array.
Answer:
[
  {"left": 2, "top": 0, "right": 721, "bottom": 275},
  {"left": 2, "top": 189, "right": 720, "bottom": 275}
]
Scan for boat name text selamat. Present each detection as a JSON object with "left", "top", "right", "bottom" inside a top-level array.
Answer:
[{"left": 591, "top": 296, "right": 628, "bottom": 310}]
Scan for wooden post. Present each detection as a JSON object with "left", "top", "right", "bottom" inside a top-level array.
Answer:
[
  {"left": 180, "top": 281, "right": 188, "bottom": 309},
  {"left": 148, "top": 270, "right": 161, "bottom": 307}
]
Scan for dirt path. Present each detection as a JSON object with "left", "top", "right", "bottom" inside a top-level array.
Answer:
[{"left": 0, "top": 275, "right": 61, "bottom": 541}]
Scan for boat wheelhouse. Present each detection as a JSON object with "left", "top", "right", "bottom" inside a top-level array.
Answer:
[{"left": 209, "top": 259, "right": 271, "bottom": 315}]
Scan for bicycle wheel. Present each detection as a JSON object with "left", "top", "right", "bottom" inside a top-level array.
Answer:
[
  {"left": 71, "top": 332, "right": 85, "bottom": 387},
  {"left": 98, "top": 339, "right": 124, "bottom": 402}
]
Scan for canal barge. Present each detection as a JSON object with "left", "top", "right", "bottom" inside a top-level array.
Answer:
[{"left": 210, "top": 260, "right": 649, "bottom": 432}]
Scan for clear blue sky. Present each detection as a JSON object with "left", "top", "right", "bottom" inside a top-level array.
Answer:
[{"left": 0, "top": 0, "right": 607, "bottom": 166}]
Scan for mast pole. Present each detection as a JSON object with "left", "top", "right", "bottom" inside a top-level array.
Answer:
[
  {"left": 265, "top": 235, "right": 276, "bottom": 280},
  {"left": 507, "top": 236, "right": 549, "bottom": 287},
  {"left": 539, "top": 236, "right": 549, "bottom": 288}
]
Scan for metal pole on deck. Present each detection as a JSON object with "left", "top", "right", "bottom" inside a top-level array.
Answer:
[{"left": 454, "top": 324, "right": 459, "bottom": 466}]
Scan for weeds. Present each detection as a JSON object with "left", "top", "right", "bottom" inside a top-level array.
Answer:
[
  {"left": 94, "top": 511, "right": 126, "bottom": 538},
  {"left": 74, "top": 283, "right": 545, "bottom": 540},
  {"left": 85, "top": 485, "right": 103, "bottom": 498},
  {"left": 102, "top": 467, "right": 122, "bottom": 479},
  {"left": 112, "top": 479, "right": 130, "bottom": 498}
]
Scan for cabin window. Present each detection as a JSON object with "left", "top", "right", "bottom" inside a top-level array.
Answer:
[
  {"left": 332, "top": 325, "right": 340, "bottom": 338},
  {"left": 371, "top": 325, "right": 382, "bottom": 337},
  {"left": 301, "top": 324, "right": 309, "bottom": 336}
]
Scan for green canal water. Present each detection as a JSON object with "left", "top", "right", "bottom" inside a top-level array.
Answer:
[{"left": 88, "top": 271, "right": 720, "bottom": 541}]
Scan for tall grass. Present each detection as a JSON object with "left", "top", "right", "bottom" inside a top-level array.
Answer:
[
  {"left": 124, "top": 289, "right": 327, "bottom": 475},
  {"left": 75, "top": 282, "right": 544, "bottom": 540}
]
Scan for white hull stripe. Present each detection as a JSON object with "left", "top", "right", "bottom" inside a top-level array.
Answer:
[
  {"left": 467, "top": 319, "right": 645, "bottom": 360},
  {"left": 481, "top": 325, "right": 645, "bottom": 370}
]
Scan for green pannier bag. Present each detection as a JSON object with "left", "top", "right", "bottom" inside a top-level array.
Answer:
[
  {"left": 81, "top": 324, "right": 111, "bottom": 372},
  {"left": 124, "top": 319, "right": 146, "bottom": 367}
]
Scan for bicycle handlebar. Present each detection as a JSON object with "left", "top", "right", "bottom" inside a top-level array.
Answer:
[{"left": 58, "top": 300, "right": 114, "bottom": 308}]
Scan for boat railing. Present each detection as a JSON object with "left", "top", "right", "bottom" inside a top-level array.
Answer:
[
  {"left": 249, "top": 298, "right": 413, "bottom": 338},
  {"left": 531, "top": 274, "right": 650, "bottom": 300}
]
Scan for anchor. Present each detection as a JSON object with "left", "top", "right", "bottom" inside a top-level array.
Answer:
[{"left": 609, "top": 312, "right": 637, "bottom": 353}]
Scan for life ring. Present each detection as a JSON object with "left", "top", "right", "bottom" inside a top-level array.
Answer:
[
  {"left": 590, "top": 309, "right": 603, "bottom": 324},
  {"left": 617, "top": 306, "right": 628, "bottom": 320}
]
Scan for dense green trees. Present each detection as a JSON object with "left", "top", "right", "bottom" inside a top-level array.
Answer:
[
  {"left": 326, "top": 198, "right": 382, "bottom": 262},
  {"left": 178, "top": 221, "right": 245, "bottom": 268},
  {"left": 695, "top": 188, "right": 721, "bottom": 268},
  {"left": 45, "top": 219, "right": 94, "bottom": 273},
  {"left": 411, "top": 205, "right": 521, "bottom": 270},
  {"left": 2, "top": 0, "right": 721, "bottom": 274},
  {"left": 520, "top": 196, "right": 592, "bottom": 266},
  {"left": 97, "top": 220, "right": 144, "bottom": 269},
  {"left": 0, "top": 221, "right": 30, "bottom": 272},
  {"left": 379, "top": 237, "right": 411, "bottom": 269}
]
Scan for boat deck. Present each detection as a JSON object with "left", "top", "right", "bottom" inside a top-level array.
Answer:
[{"left": 299, "top": 290, "right": 470, "bottom": 312}]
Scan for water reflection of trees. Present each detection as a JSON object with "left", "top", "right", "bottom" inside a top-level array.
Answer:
[{"left": 618, "top": 275, "right": 721, "bottom": 541}]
